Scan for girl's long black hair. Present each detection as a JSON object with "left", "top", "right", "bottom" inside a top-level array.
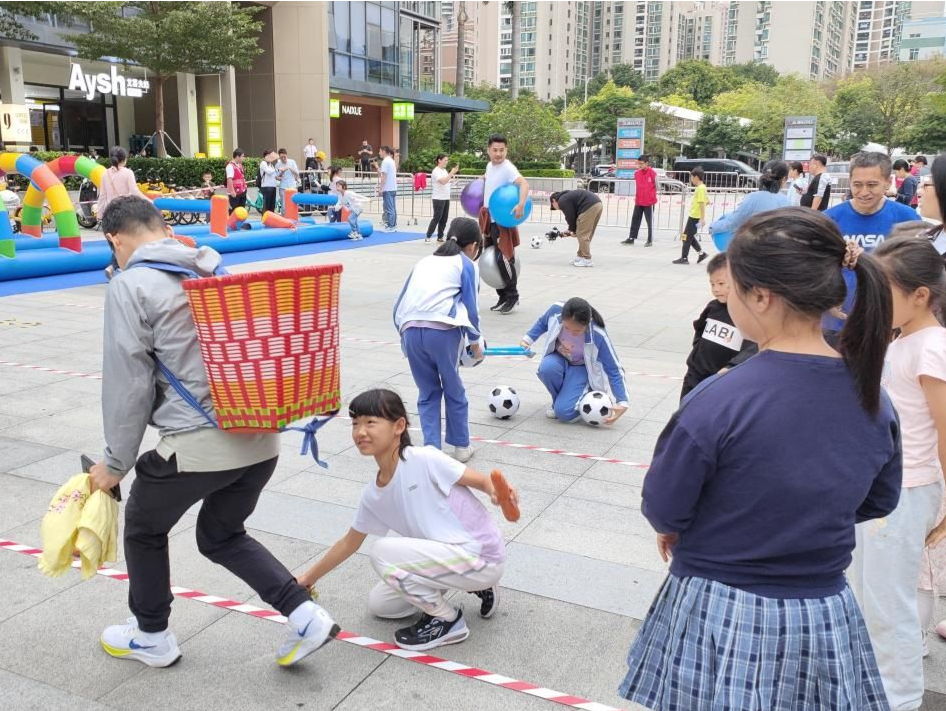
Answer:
[
  {"left": 758, "top": 159, "right": 789, "bottom": 194},
  {"left": 562, "top": 297, "right": 605, "bottom": 329},
  {"left": 434, "top": 217, "right": 483, "bottom": 259},
  {"left": 728, "top": 207, "right": 891, "bottom": 414},
  {"left": 348, "top": 389, "right": 412, "bottom": 460},
  {"left": 874, "top": 234, "right": 946, "bottom": 321}
]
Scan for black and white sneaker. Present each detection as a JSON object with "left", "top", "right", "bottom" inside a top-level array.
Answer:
[
  {"left": 472, "top": 586, "right": 499, "bottom": 618},
  {"left": 489, "top": 298, "right": 505, "bottom": 311},
  {"left": 394, "top": 609, "right": 469, "bottom": 651}
]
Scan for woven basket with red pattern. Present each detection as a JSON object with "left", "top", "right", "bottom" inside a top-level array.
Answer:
[{"left": 181, "top": 264, "right": 342, "bottom": 431}]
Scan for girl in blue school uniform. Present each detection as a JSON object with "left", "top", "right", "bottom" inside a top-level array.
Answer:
[
  {"left": 619, "top": 207, "right": 901, "bottom": 710},
  {"left": 394, "top": 217, "right": 483, "bottom": 464},
  {"left": 519, "top": 297, "right": 629, "bottom": 424}
]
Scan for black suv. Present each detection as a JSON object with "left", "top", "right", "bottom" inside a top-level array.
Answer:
[{"left": 671, "top": 158, "right": 760, "bottom": 189}]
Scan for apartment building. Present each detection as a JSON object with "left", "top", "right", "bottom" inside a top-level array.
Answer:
[
  {"left": 899, "top": 14, "right": 946, "bottom": 60},
  {"left": 851, "top": 0, "right": 944, "bottom": 69}
]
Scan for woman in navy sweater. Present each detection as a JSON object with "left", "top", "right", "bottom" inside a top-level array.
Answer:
[{"left": 619, "top": 208, "right": 902, "bottom": 710}]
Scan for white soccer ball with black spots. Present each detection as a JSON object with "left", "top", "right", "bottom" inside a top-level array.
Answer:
[
  {"left": 578, "top": 390, "right": 613, "bottom": 426},
  {"left": 488, "top": 386, "right": 520, "bottom": 419}
]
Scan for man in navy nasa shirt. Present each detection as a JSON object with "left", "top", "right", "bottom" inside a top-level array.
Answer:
[{"left": 823, "top": 152, "right": 917, "bottom": 336}]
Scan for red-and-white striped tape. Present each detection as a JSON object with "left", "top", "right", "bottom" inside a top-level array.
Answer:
[
  {"left": 0, "top": 359, "right": 103, "bottom": 380},
  {"left": 50, "top": 303, "right": 684, "bottom": 383},
  {"left": 0, "top": 361, "right": 653, "bottom": 469},
  {"left": 0, "top": 538, "right": 624, "bottom": 711}
]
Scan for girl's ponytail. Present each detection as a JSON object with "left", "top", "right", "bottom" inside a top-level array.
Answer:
[
  {"left": 562, "top": 297, "right": 605, "bottom": 329},
  {"left": 838, "top": 253, "right": 892, "bottom": 415}
]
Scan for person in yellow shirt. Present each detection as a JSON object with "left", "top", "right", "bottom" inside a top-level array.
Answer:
[{"left": 673, "top": 167, "right": 710, "bottom": 265}]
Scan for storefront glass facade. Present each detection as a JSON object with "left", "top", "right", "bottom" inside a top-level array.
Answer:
[{"left": 328, "top": 1, "right": 440, "bottom": 91}]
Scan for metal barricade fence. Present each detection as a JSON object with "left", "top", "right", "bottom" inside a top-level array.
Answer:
[{"left": 294, "top": 169, "right": 849, "bottom": 234}]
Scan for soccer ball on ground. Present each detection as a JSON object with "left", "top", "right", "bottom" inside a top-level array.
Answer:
[
  {"left": 579, "top": 390, "right": 613, "bottom": 426},
  {"left": 488, "top": 386, "right": 520, "bottom": 419},
  {"left": 530, "top": 235, "right": 543, "bottom": 249}
]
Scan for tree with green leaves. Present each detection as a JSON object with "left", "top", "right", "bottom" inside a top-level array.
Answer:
[
  {"left": 580, "top": 80, "right": 641, "bottom": 150},
  {"left": 657, "top": 60, "right": 738, "bottom": 108},
  {"left": 690, "top": 115, "right": 751, "bottom": 159},
  {"left": 59, "top": 2, "right": 264, "bottom": 157},
  {"left": 610, "top": 64, "right": 644, "bottom": 91},
  {"left": 901, "top": 68, "right": 946, "bottom": 153},
  {"left": 828, "top": 76, "right": 882, "bottom": 158},
  {"left": 727, "top": 61, "right": 780, "bottom": 87},
  {"left": 464, "top": 94, "right": 568, "bottom": 161},
  {"left": 865, "top": 59, "right": 943, "bottom": 153},
  {"left": 0, "top": 2, "right": 70, "bottom": 40}
]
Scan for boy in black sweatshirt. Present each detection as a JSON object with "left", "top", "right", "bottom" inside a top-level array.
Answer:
[{"left": 681, "top": 253, "right": 757, "bottom": 400}]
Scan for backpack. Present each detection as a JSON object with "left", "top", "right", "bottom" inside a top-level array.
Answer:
[{"left": 255, "top": 163, "right": 263, "bottom": 189}]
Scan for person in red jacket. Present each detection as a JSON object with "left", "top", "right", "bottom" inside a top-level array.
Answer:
[{"left": 622, "top": 155, "right": 657, "bottom": 246}]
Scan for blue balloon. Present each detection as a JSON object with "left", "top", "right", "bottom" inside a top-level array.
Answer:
[
  {"left": 488, "top": 184, "right": 532, "bottom": 228},
  {"left": 712, "top": 230, "right": 733, "bottom": 252}
]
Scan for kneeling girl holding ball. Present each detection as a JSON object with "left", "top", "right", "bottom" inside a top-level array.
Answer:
[{"left": 520, "top": 297, "right": 628, "bottom": 424}]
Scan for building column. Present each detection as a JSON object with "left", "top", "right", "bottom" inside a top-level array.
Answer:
[
  {"left": 176, "top": 72, "right": 199, "bottom": 157},
  {"left": 0, "top": 46, "right": 26, "bottom": 104},
  {"left": 399, "top": 120, "right": 409, "bottom": 162},
  {"left": 220, "top": 67, "right": 239, "bottom": 155}
]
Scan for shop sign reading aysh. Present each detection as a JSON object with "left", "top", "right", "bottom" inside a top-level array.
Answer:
[{"left": 68, "top": 63, "right": 150, "bottom": 101}]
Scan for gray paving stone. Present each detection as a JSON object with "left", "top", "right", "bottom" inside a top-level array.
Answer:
[
  {"left": 333, "top": 586, "right": 640, "bottom": 711},
  {"left": 503, "top": 541, "right": 665, "bottom": 620},
  {"left": 0, "top": 474, "right": 58, "bottom": 534},
  {"left": 0, "top": 572, "right": 226, "bottom": 700},
  {"left": 0, "top": 669, "right": 114, "bottom": 711},
  {"left": 0, "top": 438, "right": 69, "bottom": 473}
]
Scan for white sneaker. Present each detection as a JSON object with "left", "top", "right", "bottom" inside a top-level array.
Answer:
[
  {"left": 384, "top": 225, "right": 396, "bottom": 233},
  {"left": 100, "top": 617, "right": 182, "bottom": 668},
  {"left": 276, "top": 604, "right": 339, "bottom": 667},
  {"left": 349, "top": 231, "right": 361, "bottom": 240},
  {"left": 453, "top": 446, "right": 473, "bottom": 463},
  {"left": 572, "top": 258, "right": 593, "bottom": 267},
  {"left": 546, "top": 406, "right": 557, "bottom": 419}
]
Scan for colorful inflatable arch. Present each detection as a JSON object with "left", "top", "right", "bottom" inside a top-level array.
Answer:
[
  {"left": 0, "top": 153, "right": 82, "bottom": 253},
  {"left": 20, "top": 155, "right": 104, "bottom": 240}
]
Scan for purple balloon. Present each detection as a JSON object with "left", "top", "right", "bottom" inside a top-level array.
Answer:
[{"left": 460, "top": 179, "right": 485, "bottom": 217}]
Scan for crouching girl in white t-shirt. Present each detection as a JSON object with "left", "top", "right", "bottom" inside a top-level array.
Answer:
[{"left": 297, "top": 388, "right": 516, "bottom": 652}]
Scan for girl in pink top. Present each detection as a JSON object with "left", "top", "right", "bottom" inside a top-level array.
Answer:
[
  {"left": 851, "top": 235, "right": 946, "bottom": 710},
  {"left": 97, "top": 146, "right": 149, "bottom": 217},
  {"left": 98, "top": 146, "right": 151, "bottom": 279}
]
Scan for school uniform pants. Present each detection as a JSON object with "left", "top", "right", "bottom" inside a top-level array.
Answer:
[
  {"left": 537, "top": 352, "right": 588, "bottom": 422},
  {"left": 849, "top": 479, "right": 945, "bottom": 711},
  {"left": 680, "top": 216, "right": 703, "bottom": 259},
  {"left": 575, "top": 202, "right": 603, "bottom": 259},
  {"left": 427, "top": 199, "right": 450, "bottom": 239},
  {"left": 260, "top": 186, "right": 277, "bottom": 214},
  {"left": 368, "top": 537, "right": 504, "bottom": 620},
  {"left": 382, "top": 190, "right": 397, "bottom": 228},
  {"left": 123, "top": 450, "right": 310, "bottom": 633},
  {"left": 401, "top": 326, "right": 469, "bottom": 449},
  {"left": 628, "top": 204, "right": 654, "bottom": 243}
]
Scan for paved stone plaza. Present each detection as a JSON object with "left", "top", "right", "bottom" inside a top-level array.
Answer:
[{"left": 1, "top": 224, "right": 943, "bottom": 710}]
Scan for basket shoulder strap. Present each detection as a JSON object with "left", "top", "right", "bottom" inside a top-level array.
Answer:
[
  {"left": 129, "top": 260, "right": 229, "bottom": 278},
  {"left": 152, "top": 356, "right": 218, "bottom": 428}
]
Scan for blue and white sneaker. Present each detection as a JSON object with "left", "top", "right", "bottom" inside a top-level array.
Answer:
[
  {"left": 100, "top": 617, "right": 182, "bottom": 668},
  {"left": 276, "top": 605, "right": 340, "bottom": 667}
]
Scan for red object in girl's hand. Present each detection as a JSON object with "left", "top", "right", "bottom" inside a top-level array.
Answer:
[{"left": 490, "top": 470, "right": 520, "bottom": 522}]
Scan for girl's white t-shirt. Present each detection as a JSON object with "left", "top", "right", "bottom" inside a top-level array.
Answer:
[
  {"left": 352, "top": 446, "right": 505, "bottom": 562},
  {"left": 788, "top": 176, "right": 809, "bottom": 206},
  {"left": 882, "top": 325, "right": 946, "bottom": 487},
  {"left": 431, "top": 166, "right": 451, "bottom": 200}
]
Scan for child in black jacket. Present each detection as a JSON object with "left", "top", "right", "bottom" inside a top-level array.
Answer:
[{"left": 681, "top": 253, "right": 758, "bottom": 399}]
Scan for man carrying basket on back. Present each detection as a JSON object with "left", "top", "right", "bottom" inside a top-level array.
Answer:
[{"left": 88, "top": 196, "right": 339, "bottom": 669}]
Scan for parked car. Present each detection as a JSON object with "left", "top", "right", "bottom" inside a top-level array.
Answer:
[
  {"left": 825, "top": 162, "right": 850, "bottom": 193},
  {"left": 584, "top": 166, "right": 686, "bottom": 194},
  {"left": 671, "top": 158, "right": 760, "bottom": 189}
]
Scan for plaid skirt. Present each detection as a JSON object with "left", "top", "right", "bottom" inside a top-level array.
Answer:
[{"left": 619, "top": 575, "right": 887, "bottom": 711}]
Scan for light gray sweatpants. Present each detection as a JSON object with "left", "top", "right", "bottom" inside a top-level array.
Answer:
[{"left": 850, "top": 480, "right": 944, "bottom": 711}]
